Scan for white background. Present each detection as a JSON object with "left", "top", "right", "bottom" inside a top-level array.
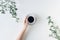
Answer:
[{"left": 0, "top": 0, "right": 60, "bottom": 40}]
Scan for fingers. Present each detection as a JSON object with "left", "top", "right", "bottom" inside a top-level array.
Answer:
[
  {"left": 24, "top": 17, "right": 28, "bottom": 24},
  {"left": 26, "top": 17, "right": 28, "bottom": 24}
]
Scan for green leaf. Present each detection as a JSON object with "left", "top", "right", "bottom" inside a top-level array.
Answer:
[
  {"left": 50, "top": 25, "right": 54, "bottom": 27},
  {"left": 47, "top": 16, "right": 51, "bottom": 19},
  {"left": 15, "top": 8, "right": 17, "bottom": 10},
  {"left": 1, "top": 10, "right": 5, "bottom": 14}
]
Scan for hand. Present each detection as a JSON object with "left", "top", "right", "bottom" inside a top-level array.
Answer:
[
  {"left": 24, "top": 17, "right": 28, "bottom": 28},
  {"left": 16, "top": 17, "right": 28, "bottom": 40}
]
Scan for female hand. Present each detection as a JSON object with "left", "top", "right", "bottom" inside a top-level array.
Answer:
[
  {"left": 24, "top": 17, "right": 28, "bottom": 28},
  {"left": 16, "top": 17, "right": 28, "bottom": 40}
]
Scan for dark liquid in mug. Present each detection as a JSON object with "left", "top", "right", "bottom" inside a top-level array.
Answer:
[{"left": 28, "top": 16, "right": 34, "bottom": 23}]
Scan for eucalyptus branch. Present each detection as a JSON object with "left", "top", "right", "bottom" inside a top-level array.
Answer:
[
  {"left": 0, "top": 0, "right": 19, "bottom": 22},
  {"left": 47, "top": 16, "right": 60, "bottom": 40}
]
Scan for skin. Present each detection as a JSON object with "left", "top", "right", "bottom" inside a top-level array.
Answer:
[{"left": 16, "top": 17, "right": 28, "bottom": 40}]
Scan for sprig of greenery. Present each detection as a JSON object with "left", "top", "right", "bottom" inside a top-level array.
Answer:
[
  {"left": 47, "top": 16, "right": 60, "bottom": 40},
  {"left": 0, "top": 0, "right": 19, "bottom": 22}
]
